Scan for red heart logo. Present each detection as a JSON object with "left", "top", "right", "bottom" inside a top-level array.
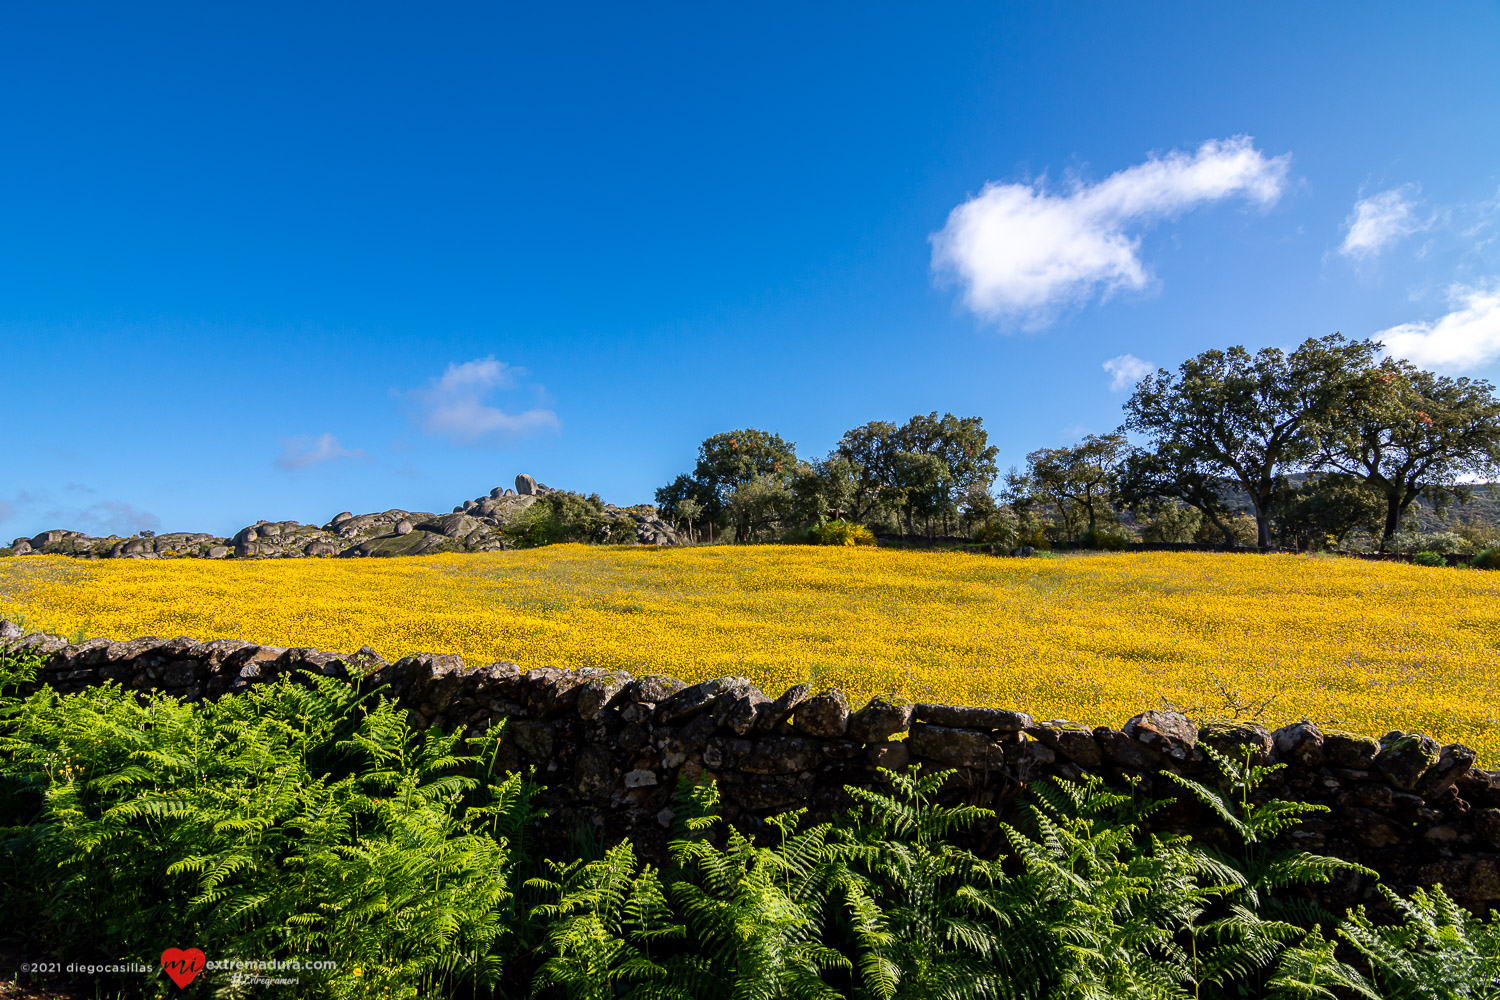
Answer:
[{"left": 160, "top": 948, "right": 206, "bottom": 989}]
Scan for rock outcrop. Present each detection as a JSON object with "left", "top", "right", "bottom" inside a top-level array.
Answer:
[{"left": 4, "top": 475, "right": 685, "bottom": 560}]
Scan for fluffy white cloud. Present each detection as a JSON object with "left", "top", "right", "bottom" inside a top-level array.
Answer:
[
  {"left": 1376, "top": 282, "right": 1500, "bottom": 371},
  {"left": 275, "top": 433, "right": 368, "bottom": 471},
  {"left": 930, "top": 136, "right": 1290, "bottom": 325},
  {"left": 1103, "top": 353, "right": 1154, "bottom": 391},
  {"left": 1339, "top": 186, "right": 1429, "bottom": 259},
  {"left": 406, "top": 357, "right": 560, "bottom": 445}
]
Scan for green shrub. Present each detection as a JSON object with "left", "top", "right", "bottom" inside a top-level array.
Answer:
[
  {"left": 1411, "top": 550, "right": 1447, "bottom": 567},
  {"left": 972, "top": 519, "right": 1017, "bottom": 547},
  {"left": 808, "top": 519, "right": 876, "bottom": 546},
  {"left": 1019, "top": 526, "right": 1052, "bottom": 551},
  {"left": 1080, "top": 529, "right": 1131, "bottom": 551},
  {"left": 1472, "top": 546, "right": 1500, "bottom": 570},
  {"left": 1386, "top": 529, "right": 1471, "bottom": 554},
  {"left": 0, "top": 675, "right": 537, "bottom": 999}
]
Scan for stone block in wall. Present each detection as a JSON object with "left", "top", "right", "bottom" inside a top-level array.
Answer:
[
  {"left": 702, "top": 736, "right": 753, "bottom": 771},
  {"left": 1475, "top": 808, "right": 1500, "bottom": 841},
  {"left": 1415, "top": 858, "right": 1500, "bottom": 900},
  {"left": 15, "top": 634, "right": 68, "bottom": 658},
  {"left": 1003, "top": 738, "right": 1056, "bottom": 780},
  {"left": 1094, "top": 727, "right": 1169, "bottom": 770},
  {"left": 848, "top": 697, "right": 913, "bottom": 743},
  {"left": 792, "top": 688, "right": 849, "bottom": 738},
  {"left": 188, "top": 638, "right": 255, "bottom": 671},
  {"left": 522, "top": 665, "right": 589, "bottom": 717},
  {"left": 67, "top": 636, "right": 121, "bottom": 667},
  {"left": 908, "top": 723, "right": 1007, "bottom": 769},
  {"left": 1027, "top": 721, "right": 1103, "bottom": 768},
  {"left": 1343, "top": 806, "right": 1413, "bottom": 849},
  {"left": 509, "top": 719, "right": 555, "bottom": 761},
  {"left": 98, "top": 636, "right": 169, "bottom": 669},
  {"left": 739, "top": 736, "right": 822, "bottom": 775},
  {"left": 1196, "top": 721, "right": 1273, "bottom": 766},
  {"left": 714, "top": 683, "right": 770, "bottom": 736},
  {"left": 913, "top": 704, "right": 1032, "bottom": 731},
  {"left": 1273, "top": 720, "right": 1325, "bottom": 767},
  {"left": 1124, "top": 710, "right": 1199, "bottom": 762},
  {"left": 717, "top": 771, "right": 814, "bottom": 812},
  {"left": 577, "top": 670, "right": 631, "bottom": 720},
  {"left": 1324, "top": 731, "right": 1380, "bottom": 769},
  {"left": 1416, "top": 744, "right": 1477, "bottom": 799},
  {"left": 573, "top": 746, "right": 616, "bottom": 800},
  {"left": 1376, "top": 733, "right": 1440, "bottom": 792},
  {"left": 866, "top": 740, "right": 911, "bottom": 772},
  {"left": 625, "top": 674, "right": 686, "bottom": 706},
  {"left": 658, "top": 676, "right": 749, "bottom": 724},
  {"left": 275, "top": 647, "right": 353, "bottom": 678},
  {"left": 1458, "top": 769, "right": 1500, "bottom": 808},
  {"left": 757, "top": 682, "right": 811, "bottom": 732}
]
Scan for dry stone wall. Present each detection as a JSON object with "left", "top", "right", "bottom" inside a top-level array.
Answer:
[{"left": 3, "top": 620, "right": 1497, "bottom": 918}]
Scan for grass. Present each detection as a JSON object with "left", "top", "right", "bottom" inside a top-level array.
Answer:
[{"left": 1, "top": 546, "right": 1497, "bottom": 764}]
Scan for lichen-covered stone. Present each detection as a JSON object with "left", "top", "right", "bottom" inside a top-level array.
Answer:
[
  {"left": 848, "top": 697, "right": 914, "bottom": 743},
  {"left": 1095, "top": 727, "right": 1165, "bottom": 770},
  {"left": 1376, "top": 732, "right": 1440, "bottom": 792},
  {"left": 1415, "top": 744, "right": 1477, "bottom": 799},
  {"left": 757, "top": 682, "right": 812, "bottom": 732},
  {"left": 1323, "top": 730, "right": 1380, "bottom": 769},
  {"left": 907, "top": 723, "right": 1006, "bottom": 769},
  {"left": 714, "top": 683, "right": 770, "bottom": 736},
  {"left": 913, "top": 704, "right": 1032, "bottom": 731},
  {"left": 577, "top": 671, "right": 632, "bottom": 720},
  {"left": 1197, "top": 721, "right": 1273, "bottom": 766},
  {"left": 659, "top": 676, "right": 749, "bottom": 723},
  {"left": 740, "top": 736, "right": 822, "bottom": 775},
  {"left": 1027, "top": 720, "right": 1104, "bottom": 768},
  {"left": 792, "top": 688, "right": 850, "bottom": 738},
  {"left": 1124, "top": 710, "right": 1199, "bottom": 761},
  {"left": 1273, "top": 720, "right": 1326, "bottom": 767},
  {"left": 625, "top": 675, "right": 686, "bottom": 706}
]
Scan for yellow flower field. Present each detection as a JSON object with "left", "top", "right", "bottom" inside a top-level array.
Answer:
[{"left": 2, "top": 547, "right": 1497, "bottom": 764}]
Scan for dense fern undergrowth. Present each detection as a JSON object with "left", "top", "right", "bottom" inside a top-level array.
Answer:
[{"left": 0, "top": 649, "right": 1496, "bottom": 1000}]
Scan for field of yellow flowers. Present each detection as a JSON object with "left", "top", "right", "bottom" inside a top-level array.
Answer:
[{"left": 1, "top": 546, "right": 1496, "bottom": 764}]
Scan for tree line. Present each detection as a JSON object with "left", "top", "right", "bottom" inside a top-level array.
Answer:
[{"left": 655, "top": 334, "right": 1500, "bottom": 551}]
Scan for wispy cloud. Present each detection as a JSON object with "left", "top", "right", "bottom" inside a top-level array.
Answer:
[
  {"left": 275, "top": 433, "right": 368, "bottom": 471},
  {"left": 930, "top": 136, "right": 1290, "bottom": 327},
  {"left": 1377, "top": 281, "right": 1500, "bottom": 371},
  {"left": 1103, "top": 353, "right": 1154, "bottom": 391},
  {"left": 73, "top": 501, "right": 162, "bottom": 537},
  {"left": 403, "top": 357, "right": 560, "bottom": 445},
  {"left": 1338, "top": 185, "right": 1430, "bottom": 259},
  {"left": 0, "top": 491, "right": 161, "bottom": 538}
]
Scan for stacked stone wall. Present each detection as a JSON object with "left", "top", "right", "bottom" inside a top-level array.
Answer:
[{"left": 3, "top": 620, "right": 1497, "bottom": 917}]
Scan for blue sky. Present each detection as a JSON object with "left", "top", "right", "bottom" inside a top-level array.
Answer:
[{"left": 3, "top": 3, "right": 1498, "bottom": 539}]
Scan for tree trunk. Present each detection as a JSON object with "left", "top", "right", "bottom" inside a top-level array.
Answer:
[{"left": 1380, "top": 490, "right": 1403, "bottom": 550}]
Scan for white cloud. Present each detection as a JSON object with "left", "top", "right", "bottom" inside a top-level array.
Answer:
[
  {"left": 0, "top": 499, "right": 12, "bottom": 524},
  {"left": 405, "top": 357, "right": 560, "bottom": 445},
  {"left": 1376, "top": 282, "right": 1500, "bottom": 371},
  {"left": 1339, "top": 186, "right": 1429, "bottom": 259},
  {"left": 275, "top": 433, "right": 368, "bottom": 471},
  {"left": 930, "top": 136, "right": 1290, "bottom": 326},
  {"left": 1103, "top": 353, "right": 1154, "bottom": 391}
]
